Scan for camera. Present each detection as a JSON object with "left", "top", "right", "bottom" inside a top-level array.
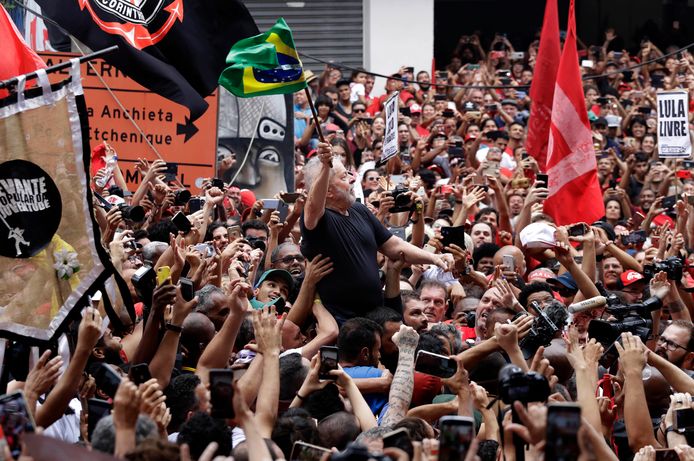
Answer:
[
  {"left": 514, "top": 310, "right": 559, "bottom": 359},
  {"left": 587, "top": 293, "right": 662, "bottom": 347},
  {"left": 246, "top": 237, "right": 266, "bottom": 252},
  {"left": 388, "top": 184, "right": 414, "bottom": 213},
  {"left": 330, "top": 443, "right": 391, "bottom": 461},
  {"left": 643, "top": 256, "right": 683, "bottom": 281},
  {"left": 498, "top": 364, "right": 550, "bottom": 404},
  {"left": 96, "top": 193, "right": 146, "bottom": 222}
]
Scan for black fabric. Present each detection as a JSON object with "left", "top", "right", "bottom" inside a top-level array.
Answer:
[
  {"left": 301, "top": 202, "right": 392, "bottom": 319},
  {"left": 35, "top": 0, "right": 259, "bottom": 120}
]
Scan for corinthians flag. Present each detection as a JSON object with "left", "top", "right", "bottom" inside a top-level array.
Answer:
[
  {"left": 35, "top": 0, "right": 260, "bottom": 120},
  {"left": 0, "top": 62, "right": 134, "bottom": 343}
]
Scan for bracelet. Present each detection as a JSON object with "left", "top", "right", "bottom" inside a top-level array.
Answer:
[
  {"left": 296, "top": 392, "right": 306, "bottom": 401},
  {"left": 165, "top": 322, "right": 183, "bottom": 333}
]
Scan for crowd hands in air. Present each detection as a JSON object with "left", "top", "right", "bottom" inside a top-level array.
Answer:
[{"left": 6, "top": 25, "right": 694, "bottom": 461}]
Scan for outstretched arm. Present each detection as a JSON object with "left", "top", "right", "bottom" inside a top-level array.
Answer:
[
  {"left": 303, "top": 143, "right": 333, "bottom": 230},
  {"left": 380, "top": 325, "right": 419, "bottom": 427}
]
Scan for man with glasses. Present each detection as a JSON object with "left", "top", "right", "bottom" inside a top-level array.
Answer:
[
  {"left": 654, "top": 320, "right": 694, "bottom": 372},
  {"left": 270, "top": 242, "right": 307, "bottom": 281}
]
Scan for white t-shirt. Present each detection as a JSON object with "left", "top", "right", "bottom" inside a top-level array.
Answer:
[
  {"left": 39, "top": 397, "right": 82, "bottom": 444},
  {"left": 350, "top": 83, "right": 365, "bottom": 103}
]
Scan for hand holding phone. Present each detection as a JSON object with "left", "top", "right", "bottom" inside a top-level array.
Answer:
[
  {"left": 209, "top": 369, "right": 235, "bottom": 419},
  {"left": 319, "top": 346, "right": 339, "bottom": 380}
]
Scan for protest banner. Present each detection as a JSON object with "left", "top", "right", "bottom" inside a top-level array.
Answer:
[
  {"left": 0, "top": 62, "right": 133, "bottom": 343},
  {"left": 39, "top": 52, "right": 218, "bottom": 193},
  {"left": 379, "top": 91, "right": 400, "bottom": 166},
  {"left": 657, "top": 90, "right": 692, "bottom": 159}
]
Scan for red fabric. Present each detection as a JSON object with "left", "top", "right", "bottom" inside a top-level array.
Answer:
[
  {"left": 543, "top": 0, "right": 605, "bottom": 226},
  {"left": 0, "top": 5, "right": 46, "bottom": 97},
  {"left": 411, "top": 372, "right": 443, "bottom": 407},
  {"left": 525, "top": 0, "right": 560, "bottom": 171}
]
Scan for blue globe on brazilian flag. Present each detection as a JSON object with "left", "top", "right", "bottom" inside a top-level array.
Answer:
[{"left": 219, "top": 18, "right": 307, "bottom": 97}]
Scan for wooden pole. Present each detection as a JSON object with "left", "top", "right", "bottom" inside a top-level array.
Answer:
[{"left": 303, "top": 87, "right": 331, "bottom": 166}]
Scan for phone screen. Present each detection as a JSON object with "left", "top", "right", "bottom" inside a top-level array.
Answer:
[
  {"left": 94, "top": 363, "right": 123, "bottom": 398},
  {"left": 545, "top": 404, "right": 581, "bottom": 461},
  {"left": 188, "top": 197, "right": 204, "bottom": 213},
  {"left": 87, "top": 398, "right": 112, "bottom": 441},
  {"left": 129, "top": 363, "right": 152, "bottom": 385},
  {"left": 536, "top": 173, "right": 548, "bottom": 185},
  {"left": 163, "top": 163, "right": 178, "bottom": 183},
  {"left": 290, "top": 442, "right": 331, "bottom": 461},
  {"left": 209, "top": 369, "right": 235, "bottom": 419},
  {"left": 568, "top": 224, "right": 586, "bottom": 237},
  {"left": 440, "top": 225, "right": 467, "bottom": 251},
  {"left": 414, "top": 351, "right": 457, "bottom": 378},
  {"left": 172, "top": 211, "right": 192, "bottom": 234},
  {"left": 319, "top": 346, "right": 338, "bottom": 380},
  {"left": 180, "top": 277, "right": 195, "bottom": 302},
  {"left": 439, "top": 416, "right": 475, "bottom": 461},
  {"left": 0, "top": 392, "right": 35, "bottom": 458},
  {"left": 675, "top": 408, "right": 694, "bottom": 431}
]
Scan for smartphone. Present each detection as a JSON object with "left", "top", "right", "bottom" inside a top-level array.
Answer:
[
  {"left": 180, "top": 277, "right": 195, "bottom": 302},
  {"left": 383, "top": 427, "right": 413, "bottom": 458},
  {"left": 674, "top": 407, "right": 694, "bottom": 432},
  {"left": 581, "top": 60, "right": 594, "bottom": 68},
  {"left": 440, "top": 225, "right": 467, "bottom": 251},
  {"left": 188, "top": 197, "right": 204, "bottom": 214},
  {"left": 651, "top": 74, "right": 664, "bottom": 88},
  {"left": 399, "top": 107, "right": 411, "bottom": 117},
  {"left": 172, "top": 211, "right": 192, "bottom": 234},
  {"left": 503, "top": 254, "right": 515, "bottom": 272},
  {"left": 87, "top": 398, "right": 111, "bottom": 441},
  {"left": 163, "top": 163, "right": 178, "bottom": 183},
  {"left": 442, "top": 109, "right": 455, "bottom": 118},
  {"left": 688, "top": 195, "right": 694, "bottom": 206},
  {"left": 211, "top": 178, "right": 225, "bottom": 189},
  {"left": 621, "top": 230, "right": 647, "bottom": 246},
  {"left": 545, "top": 403, "right": 581, "bottom": 461},
  {"left": 414, "top": 350, "right": 457, "bottom": 378},
  {"left": 280, "top": 192, "right": 301, "bottom": 204},
  {"left": 510, "top": 51, "right": 525, "bottom": 60},
  {"left": 655, "top": 450, "right": 679, "bottom": 461},
  {"left": 129, "top": 363, "right": 152, "bottom": 385},
  {"left": 319, "top": 346, "right": 338, "bottom": 381},
  {"left": 156, "top": 266, "right": 171, "bottom": 286},
  {"left": 536, "top": 173, "right": 548, "bottom": 185},
  {"left": 568, "top": 223, "right": 587, "bottom": 237},
  {"left": 263, "top": 199, "right": 280, "bottom": 210},
  {"left": 662, "top": 195, "right": 677, "bottom": 210},
  {"left": 290, "top": 441, "right": 331, "bottom": 461},
  {"left": 423, "top": 244, "right": 437, "bottom": 254},
  {"left": 93, "top": 363, "right": 123, "bottom": 398},
  {"left": 682, "top": 160, "right": 694, "bottom": 169},
  {"left": 209, "top": 369, "right": 235, "bottom": 419},
  {"left": 227, "top": 225, "right": 242, "bottom": 240},
  {"left": 439, "top": 416, "right": 475, "bottom": 461},
  {"left": 596, "top": 97, "right": 609, "bottom": 105},
  {"left": 194, "top": 243, "right": 214, "bottom": 258},
  {"left": 511, "top": 177, "right": 530, "bottom": 189},
  {"left": 131, "top": 266, "right": 156, "bottom": 303},
  {"left": 676, "top": 170, "right": 692, "bottom": 180},
  {"left": 632, "top": 211, "right": 646, "bottom": 228},
  {"left": 0, "top": 391, "right": 35, "bottom": 458}
]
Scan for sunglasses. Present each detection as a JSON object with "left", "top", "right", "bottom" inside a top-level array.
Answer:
[
  {"left": 366, "top": 176, "right": 379, "bottom": 181},
  {"left": 354, "top": 108, "right": 366, "bottom": 113},
  {"left": 272, "top": 255, "right": 306, "bottom": 264}
]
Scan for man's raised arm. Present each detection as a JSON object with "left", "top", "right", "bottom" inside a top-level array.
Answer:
[{"left": 303, "top": 142, "right": 333, "bottom": 230}]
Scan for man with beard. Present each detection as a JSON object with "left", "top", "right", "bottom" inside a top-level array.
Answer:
[
  {"left": 301, "top": 143, "right": 452, "bottom": 322},
  {"left": 653, "top": 320, "right": 694, "bottom": 373}
]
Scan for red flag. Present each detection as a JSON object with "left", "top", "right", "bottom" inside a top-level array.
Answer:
[
  {"left": 0, "top": 4, "right": 46, "bottom": 83},
  {"left": 543, "top": 0, "right": 604, "bottom": 226},
  {"left": 526, "top": 0, "right": 560, "bottom": 171}
]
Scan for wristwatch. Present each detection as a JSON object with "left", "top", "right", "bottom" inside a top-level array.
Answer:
[{"left": 165, "top": 322, "right": 183, "bottom": 333}]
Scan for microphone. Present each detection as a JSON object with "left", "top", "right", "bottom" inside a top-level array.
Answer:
[{"left": 568, "top": 296, "right": 607, "bottom": 314}]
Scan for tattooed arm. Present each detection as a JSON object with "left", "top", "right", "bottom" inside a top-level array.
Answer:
[{"left": 379, "top": 325, "right": 420, "bottom": 427}]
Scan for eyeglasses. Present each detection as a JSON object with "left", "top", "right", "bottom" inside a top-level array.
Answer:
[
  {"left": 366, "top": 176, "right": 379, "bottom": 181},
  {"left": 354, "top": 108, "right": 366, "bottom": 113},
  {"left": 373, "top": 145, "right": 383, "bottom": 150},
  {"left": 657, "top": 336, "right": 688, "bottom": 352},
  {"left": 272, "top": 254, "right": 306, "bottom": 264}
]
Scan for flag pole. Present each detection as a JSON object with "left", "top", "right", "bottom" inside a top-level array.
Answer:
[
  {"left": 0, "top": 45, "right": 119, "bottom": 90},
  {"left": 304, "top": 87, "right": 332, "bottom": 167}
]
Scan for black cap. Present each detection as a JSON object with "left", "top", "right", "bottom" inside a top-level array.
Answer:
[
  {"left": 500, "top": 99, "right": 519, "bottom": 108},
  {"left": 593, "top": 117, "right": 608, "bottom": 127},
  {"left": 336, "top": 79, "right": 351, "bottom": 88}
]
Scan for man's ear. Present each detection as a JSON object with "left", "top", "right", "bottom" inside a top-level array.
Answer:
[
  {"left": 92, "top": 347, "right": 105, "bottom": 360},
  {"left": 254, "top": 287, "right": 260, "bottom": 298},
  {"left": 359, "top": 346, "right": 370, "bottom": 362},
  {"left": 684, "top": 352, "right": 694, "bottom": 370}
]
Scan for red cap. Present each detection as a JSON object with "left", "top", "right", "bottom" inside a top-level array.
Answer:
[
  {"left": 464, "top": 134, "right": 478, "bottom": 142},
  {"left": 239, "top": 189, "right": 257, "bottom": 208},
  {"left": 620, "top": 270, "right": 645, "bottom": 287},
  {"left": 652, "top": 214, "right": 675, "bottom": 229}
]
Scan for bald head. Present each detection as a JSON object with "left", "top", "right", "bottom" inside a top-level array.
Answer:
[{"left": 493, "top": 245, "right": 527, "bottom": 276}]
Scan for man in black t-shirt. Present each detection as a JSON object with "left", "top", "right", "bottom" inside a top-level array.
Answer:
[{"left": 300, "top": 143, "right": 452, "bottom": 322}]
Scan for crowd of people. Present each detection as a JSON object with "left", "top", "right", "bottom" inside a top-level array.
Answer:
[{"left": 4, "top": 25, "right": 694, "bottom": 461}]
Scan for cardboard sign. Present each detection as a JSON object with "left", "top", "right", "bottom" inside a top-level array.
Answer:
[
  {"left": 39, "top": 52, "right": 218, "bottom": 193},
  {"left": 379, "top": 91, "right": 400, "bottom": 165},
  {"left": 657, "top": 90, "right": 692, "bottom": 159}
]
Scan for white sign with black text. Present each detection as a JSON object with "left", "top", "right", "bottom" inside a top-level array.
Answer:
[
  {"left": 379, "top": 91, "right": 400, "bottom": 166},
  {"left": 657, "top": 90, "right": 692, "bottom": 158}
]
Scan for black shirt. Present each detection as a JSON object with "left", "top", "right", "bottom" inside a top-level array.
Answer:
[{"left": 301, "top": 202, "right": 392, "bottom": 319}]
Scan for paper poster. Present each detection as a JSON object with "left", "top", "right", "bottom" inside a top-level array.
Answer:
[
  {"left": 379, "top": 91, "right": 400, "bottom": 166},
  {"left": 657, "top": 90, "right": 692, "bottom": 158}
]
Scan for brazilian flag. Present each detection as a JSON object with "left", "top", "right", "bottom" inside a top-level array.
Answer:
[{"left": 219, "top": 18, "right": 307, "bottom": 97}]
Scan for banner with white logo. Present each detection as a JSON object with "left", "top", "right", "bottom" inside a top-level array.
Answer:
[
  {"left": 0, "top": 62, "right": 133, "bottom": 343},
  {"left": 379, "top": 91, "right": 399, "bottom": 166},
  {"left": 657, "top": 90, "right": 692, "bottom": 159}
]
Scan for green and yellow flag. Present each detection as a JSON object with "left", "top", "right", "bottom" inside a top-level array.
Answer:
[{"left": 219, "top": 18, "right": 307, "bottom": 97}]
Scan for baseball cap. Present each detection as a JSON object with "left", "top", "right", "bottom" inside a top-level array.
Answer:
[
  {"left": 605, "top": 115, "right": 621, "bottom": 128},
  {"left": 619, "top": 270, "right": 645, "bottom": 287},
  {"left": 410, "top": 103, "right": 422, "bottom": 114},
  {"left": 527, "top": 267, "right": 556, "bottom": 283},
  {"left": 464, "top": 134, "right": 478, "bottom": 142},
  {"left": 519, "top": 222, "right": 556, "bottom": 248},
  {"left": 593, "top": 117, "right": 608, "bottom": 128},
  {"left": 501, "top": 99, "right": 519, "bottom": 108},
  {"left": 547, "top": 272, "right": 579, "bottom": 292},
  {"left": 255, "top": 269, "right": 294, "bottom": 291}
]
